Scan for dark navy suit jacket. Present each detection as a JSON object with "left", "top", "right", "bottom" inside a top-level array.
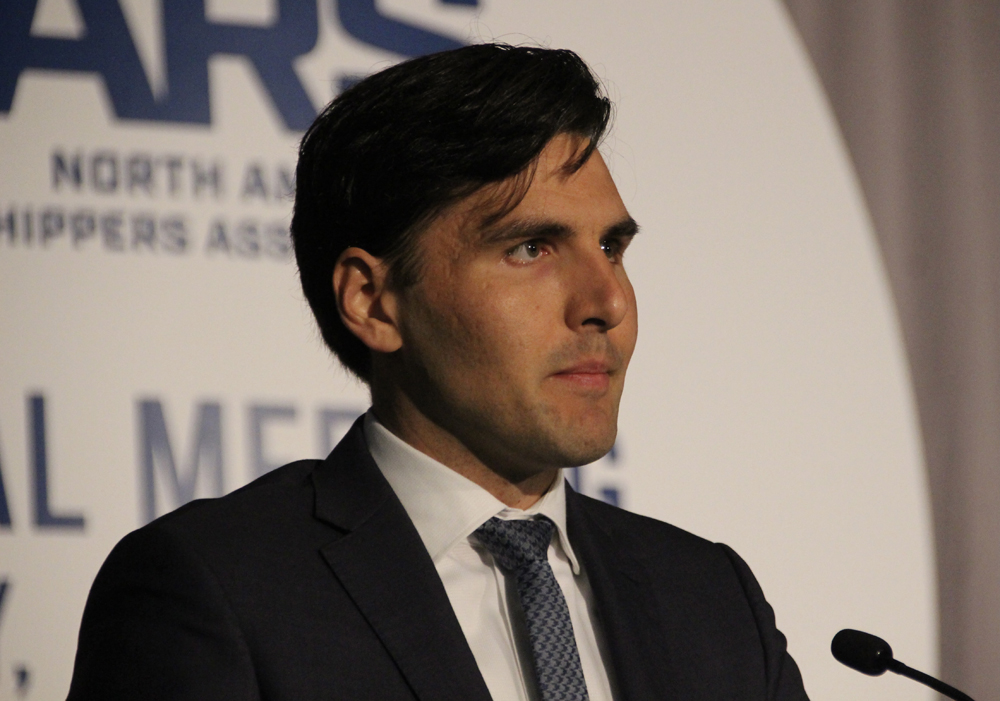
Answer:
[{"left": 68, "top": 420, "right": 809, "bottom": 700}]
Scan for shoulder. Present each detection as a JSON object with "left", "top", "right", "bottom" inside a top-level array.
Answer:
[
  {"left": 149, "top": 458, "right": 322, "bottom": 532},
  {"left": 104, "top": 458, "right": 331, "bottom": 590},
  {"left": 68, "top": 461, "right": 329, "bottom": 700},
  {"left": 570, "top": 491, "right": 770, "bottom": 602},
  {"left": 569, "top": 490, "right": 726, "bottom": 563},
  {"left": 569, "top": 491, "right": 809, "bottom": 700}
]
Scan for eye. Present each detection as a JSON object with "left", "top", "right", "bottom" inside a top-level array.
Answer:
[
  {"left": 601, "top": 237, "right": 622, "bottom": 261},
  {"left": 601, "top": 233, "right": 635, "bottom": 262},
  {"left": 506, "top": 240, "right": 547, "bottom": 263}
]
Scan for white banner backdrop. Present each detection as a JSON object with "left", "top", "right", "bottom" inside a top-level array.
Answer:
[{"left": 0, "top": 1, "right": 934, "bottom": 699}]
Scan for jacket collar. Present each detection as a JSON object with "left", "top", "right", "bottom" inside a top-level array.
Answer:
[
  {"left": 364, "top": 411, "right": 582, "bottom": 572},
  {"left": 313, "top": 420, "right": 667, "bottom": 701},
  {"left": 312, "top": 418, "right": 493, "bottom": 701},
  {"left": 566, "top": 487, "right": 672, "bottom": 701}
]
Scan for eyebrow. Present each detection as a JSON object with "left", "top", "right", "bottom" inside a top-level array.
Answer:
[
  {"left": 607, "top": 216, "right": 641, "bottom": 240},
  {"left": 478, "top": 215, "right": 640, "bottom": 247}
]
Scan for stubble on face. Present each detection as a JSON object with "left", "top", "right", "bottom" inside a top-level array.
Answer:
[{"left": 372, "top": 134, "right": 638, "bottom": 499}]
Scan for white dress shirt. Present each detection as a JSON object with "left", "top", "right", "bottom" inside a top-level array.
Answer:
[{"left": 364, "top": 412, "right": 615, "bottom": 701}]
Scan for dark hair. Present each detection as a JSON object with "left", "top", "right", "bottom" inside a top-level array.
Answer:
[{"left": 291, "top": 43, "right": 612, "bottom": 382}]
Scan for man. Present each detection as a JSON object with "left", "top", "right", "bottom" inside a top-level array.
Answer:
[{"left": 69, "top": 44, "right": 808, "bottom": 700}]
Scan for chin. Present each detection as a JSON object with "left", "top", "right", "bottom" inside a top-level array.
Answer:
[
  {"left": 489, "top": 393, "right": 620, "bottom": 469},
  {"left": 549, "top": 419, "right": 617, "bottom": 468},
  {"left": 562, "top": 442, "right": 615, "bottom": 468}
]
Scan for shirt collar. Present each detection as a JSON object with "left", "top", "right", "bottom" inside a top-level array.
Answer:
[{"left": 363, "top": 411, "right": 581, "bottom": 574}]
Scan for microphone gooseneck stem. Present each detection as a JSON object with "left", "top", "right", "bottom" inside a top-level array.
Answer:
[{"left": 888, "top": 660, "right": 976, "bottom": 701}]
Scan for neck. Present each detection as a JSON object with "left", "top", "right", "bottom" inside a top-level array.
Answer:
[{"left": 369, "top": 379, "right": 557, "bottom": 510}]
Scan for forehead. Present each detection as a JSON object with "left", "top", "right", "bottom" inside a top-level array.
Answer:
[{"left": 440, "top": 134, "right": 628, "bottom": 246}]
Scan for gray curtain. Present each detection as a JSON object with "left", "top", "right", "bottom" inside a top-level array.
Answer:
[{"left": 782, "top": 2, "right": 1000, "bottom": 698}]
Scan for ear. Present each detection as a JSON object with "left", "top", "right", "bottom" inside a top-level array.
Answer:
[{"left": 332, "top": 247, "right": 403, "bottom": 353}]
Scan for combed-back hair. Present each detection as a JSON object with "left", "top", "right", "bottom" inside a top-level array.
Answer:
[{"left": 291, "top": 43, "right": 612, "bottom": 382}]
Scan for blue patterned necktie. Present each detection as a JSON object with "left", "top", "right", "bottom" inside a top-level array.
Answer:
[{"left": 474, "top": 516, "right": 590, "bottom": 701}]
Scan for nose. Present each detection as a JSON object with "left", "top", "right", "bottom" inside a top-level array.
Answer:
[{"left": 564, "top": 245, "right": 630, "bottom": 331}]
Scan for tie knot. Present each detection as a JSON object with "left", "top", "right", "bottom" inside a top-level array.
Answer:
[{"left": 474, "top": 517, "right": 555, "bottom": 572}]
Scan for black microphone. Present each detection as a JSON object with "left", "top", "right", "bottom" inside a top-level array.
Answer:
[{"left": 831, "top": 629, "right": 976, "bottom": 701}]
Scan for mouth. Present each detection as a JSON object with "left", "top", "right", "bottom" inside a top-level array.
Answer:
[{"left": 550, "top": 360, "right": 615, "bottom": 391}]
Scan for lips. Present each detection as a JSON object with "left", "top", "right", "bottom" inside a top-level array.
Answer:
[
  {"left": 551, "top": 360, "right": 615, "bottom": 390},
  {"left": 556, "top": 361, "right": 613, "bottom": 375}
]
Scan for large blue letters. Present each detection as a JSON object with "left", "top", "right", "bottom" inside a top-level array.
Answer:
[
  {"left": 0, "top": 580, "right": 8, "bottom": 636},
  {"left": 248, "top": 404, "right": 296, "bottom": 479},
  {"left": 0, "top": 0, "right": 319, "bottom": 129},
  {"left": 337, "top": 0, "right": 466, "bottom": 58},
  {"left": 1, "top": 0, "right": 479, "bottom": 130},
  {"left": 138, "top": 399, "right": 223, "bottom": 524},
  {"left": 0, "top": 0, "right": 157, "bottom": 119},
  {"left": 161, "top": 0, "right": 318, "bottom": 129},
  {"left": 30, "top": 394, "right": 85, "bottom": 529},
  {"left": 0, "top": 429, "right": 10, "bottom": 527}
]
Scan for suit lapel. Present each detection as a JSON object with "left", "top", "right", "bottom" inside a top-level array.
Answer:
[
  {"left": 567, "top": 489, "right": 672, "bottom": 701},
  {"left": 313, "top": 421, "right": 493, "bottom": 701}
]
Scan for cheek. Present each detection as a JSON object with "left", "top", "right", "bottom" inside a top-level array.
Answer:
[
  {"left": 443, "top": 277, "right": 555, "bottom": 387},
  {"left": 617, "top": 277, "right": 640, "bottom": 359},
  {"left": 454, "top": 287, "right": 538, "bottom": 367},
  {"left": 405, "top": 281, "right": 511, "bottom": 376}
]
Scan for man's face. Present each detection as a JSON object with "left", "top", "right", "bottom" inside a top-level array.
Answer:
[{"left": 392, "top": 133, "right": 638, "bottom": 482}]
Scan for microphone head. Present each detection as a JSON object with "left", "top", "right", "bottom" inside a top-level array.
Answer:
[{"left": 831, "top": 629, "right": 894, "bottom": 676}]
